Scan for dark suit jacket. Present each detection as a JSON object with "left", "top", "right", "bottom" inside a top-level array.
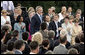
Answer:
[
  {"left": 22, "top": 42, "right": 30, "bottom": 54},
  {"left": 30, "top": 14, "right": 43, "bottom": 34},
  {"left": 39, "top": 47, "right": 48, "bottom": 54},
  {"left": 48, "top": 21, "right": 61, "bottom": 39},
  {"left": 24, "top": 17, "right": 31, "bottom": 32},
  {"left": 78, "top": 43, "right": 84, "bottom": 54}
]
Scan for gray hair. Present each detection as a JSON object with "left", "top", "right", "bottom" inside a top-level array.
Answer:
[
  {"left": 67, "top": 48, "right": 78, "bottom": 54},
  {"left": 48, "top": 30, "right": 55, "bottom": 38},
  {"left": 36, "top": 6, "right": 43, "bottom": 12}
]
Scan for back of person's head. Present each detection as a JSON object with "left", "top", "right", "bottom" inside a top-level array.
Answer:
[
  {"left": 67, "top": 48, "right": 78, "bottom": 54},
  {"left": 4, "top": 33, "right": 12, "bottom": 44},
  {"left": 1, "top": 44, "right": 7, "bottom": 54},
  {"left": 40, "top": 22, "right": 47, "bottom": 30},
  {"left": 32, "top": 32, "right": 43, "bottom": 45},
  {"left": 29, "top": 41, "right": 39, "bottom": 50},
  {"left": 22, "top": 32, "right": 29, "bottom": 41},
  {"left": 14, "top": 40, "right": 25, "bottom": 51},
  {"left": 75, "top": 36, "right": 80, "bottom": 43},
  {"left": 45, "top": 50, "right": 54, "bottom": 54},
  {"left": 78, "top": 33, "right": 84, "bottom": 42},
  {"left": 12, "top": 30, "right": 19, "bottom": 38},
  {"left": 42, "top": 39, "right": 50, "bottom": 48},
  {"left": 48, "top": 30, "right": 55, "bottom": 38},
  {"left": 2, "top": 25, "right": 9, "bottom": 33},
  {"left": 7, "top": 41, "right": 14, "bottom": 51},
  {"left": 60, "top": 35, "right": 67, "bottom": 44}
]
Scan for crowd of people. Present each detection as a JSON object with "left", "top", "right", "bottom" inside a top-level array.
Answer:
[{"left": 1, "top": 1, "right": 84, "bottom": 54}]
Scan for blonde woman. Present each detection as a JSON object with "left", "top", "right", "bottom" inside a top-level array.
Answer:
[
  {"left": 1, "top": 10, "right": 11, "bottom": 27},
  {"left": 71, "top": 19, "right": 82, "bottom": 45},
  {"left": 32, "top": 32, "right": 43, "bottom": 45}
]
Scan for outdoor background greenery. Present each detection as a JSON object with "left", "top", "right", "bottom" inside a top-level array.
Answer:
[{"left": 13, "top": 1, "right": 84, "bottom": 15}]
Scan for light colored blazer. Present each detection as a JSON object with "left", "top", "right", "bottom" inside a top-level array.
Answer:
[{"left": 53, "top": 44, "right": 68, "bottom": 54}]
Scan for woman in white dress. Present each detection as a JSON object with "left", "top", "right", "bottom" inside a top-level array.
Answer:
[{"left": 1, "top": 10, "right": 11, "bottom": 28}]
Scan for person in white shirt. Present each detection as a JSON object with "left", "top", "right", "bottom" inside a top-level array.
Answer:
[
  {"left": 29, "top": 41, "right": 39, "bottom": 54},
  {"left": 62, "top": 16, "right": 72, "bottom": 43},
  {"left": 58, "top": 6, "right": 67, "bottom": 22},
  {"left": 1, "top": 10, "right": 11, "bottom": 27}
]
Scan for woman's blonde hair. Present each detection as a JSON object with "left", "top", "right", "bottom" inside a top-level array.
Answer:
[{"left": 32, "top": 32, "right": 43, "bottom": 45}]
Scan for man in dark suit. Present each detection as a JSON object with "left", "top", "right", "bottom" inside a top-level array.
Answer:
[
  {"left": 48, "top": 14, "right": 62, "bottom": 40},
  {"left": 30, "top": 6, "right": 43, "bottom": 35}
]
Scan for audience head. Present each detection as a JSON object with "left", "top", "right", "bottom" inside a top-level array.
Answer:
[
  {"left": 36, "top": 6, "right": 43, "bottom": 15},
  {"left": 48, "top": 30, "right": 55, "bottom": 38},
  {"left": 60, "top": 29, "right": 67, "bottom": 37},
  {"left": 76, "top": 9, "right": 82, "bottom": 15},
  {"left": 1, "top": 10, "right": 7, "bottom": 16},
  {"left": 60, "top": 35, "right": 67, "bottom": 45},
  {"left": 40, "top": 22, "right": 47, "bottom": 30},
  {"left": 45, "top": 15, "right": 51, "bottom": 22},
  {"left": 7, "top": 41, "right": 14, "bottom": 51},
  {"left": 75, "top": 13, "right": 81, "bottom": 19},
  {"left": 42, "top": 39, "right": 50, "bottom": 49},
  {"left": 32, "top": 32, "right": 43, "bottom": 45},
  {"left": 48, "top": 8, "right": 52, "bottom": 14},
  {"left": 69, "top": 15, "right": 74, "bottom": 23},
  {"left": 2, "top": 25, "right": 9, "bottom": 34},
  {"left": 17, "top": 3, "right": 21, "bottom": 9},
  {"left": 28, "top": 11, "right": 35, "bottom": 18},
  {"left": 14, "top": 40, "right": 25, "bottom": 51},
  {"left": 28, "top": 7, "right": 35, "bottom": 13},
  {"left": 74, "top": 19, "right": 79, "bottom": 26},
  {"left": 61, "top": 6, "right": 67, "bottom": 12},
  {"left": 64, "top": 16, "right": 69, "bottom": 24},
  {"left": 78, "top": 33, "right": 84, "bottom": 42},
  {"left": 75, "top": 36, "right": 80, "bottom": 43},
  {"left": 51, "top": 6, "right": 55, "bottom": 12},
  {"left": 4, "top": 24, "right": 12, "bottom": 32},
  {"left": 29, "top": 41, "right": 39, "bottom": 54},
  {"left": 67, "top": 48, "right": 78, "bottom": 54},
  {"left": 68, "top": 7, "right": 72, "bottom": 12},
  {"left": 12, "top": 30, "right": 19, "bottom": 38},
  {"left": 22, "top": 32, "right": 29, "bottom": 41},
  {"left": 17, "top": 15, "right": 23, "bottom": 22},
  {"left": 53, "top": 13, "right": 59, "bottom": 21}
]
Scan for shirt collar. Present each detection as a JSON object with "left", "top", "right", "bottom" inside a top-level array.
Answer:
[
  {"left": 16, "top": 49, "right": 22, "bottom": 54},
  {"left": 60, "top": 43, "right": 66, "bottom": 48}
]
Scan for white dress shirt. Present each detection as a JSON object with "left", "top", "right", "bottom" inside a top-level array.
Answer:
[
  {"left": 30, "top": 52, "right": 36, "bottom": 54},
  {"left": 1, "top": 16, "right": 11, "bottom": 26},
  {"left": 58, "top": 13, "right": 64, "bottom": 22}
]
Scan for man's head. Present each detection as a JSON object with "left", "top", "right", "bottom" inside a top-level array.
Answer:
[
  {"left": 29, "top": 41, "right": 39, "bottom": 54},
  {"left": 53, "top": 13, "right": 59, "bottom": 21},
  {"left": 36, "top": 6, "right": 43, "bottom": 15},
  {"left": 14, "top": 40, "right": 25, "bottom": 51},
  {"left": 68, "top": 7, "right": 72, "bottom": 12},
  {"left": 12, "top": 30, "right": 19, "bottom": 39},
  {"left": 60, "top": 35, "right": 67, "bottom": 45},
  {"left": 61, "top": 6, "right": 67, "bottom": 12}
]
